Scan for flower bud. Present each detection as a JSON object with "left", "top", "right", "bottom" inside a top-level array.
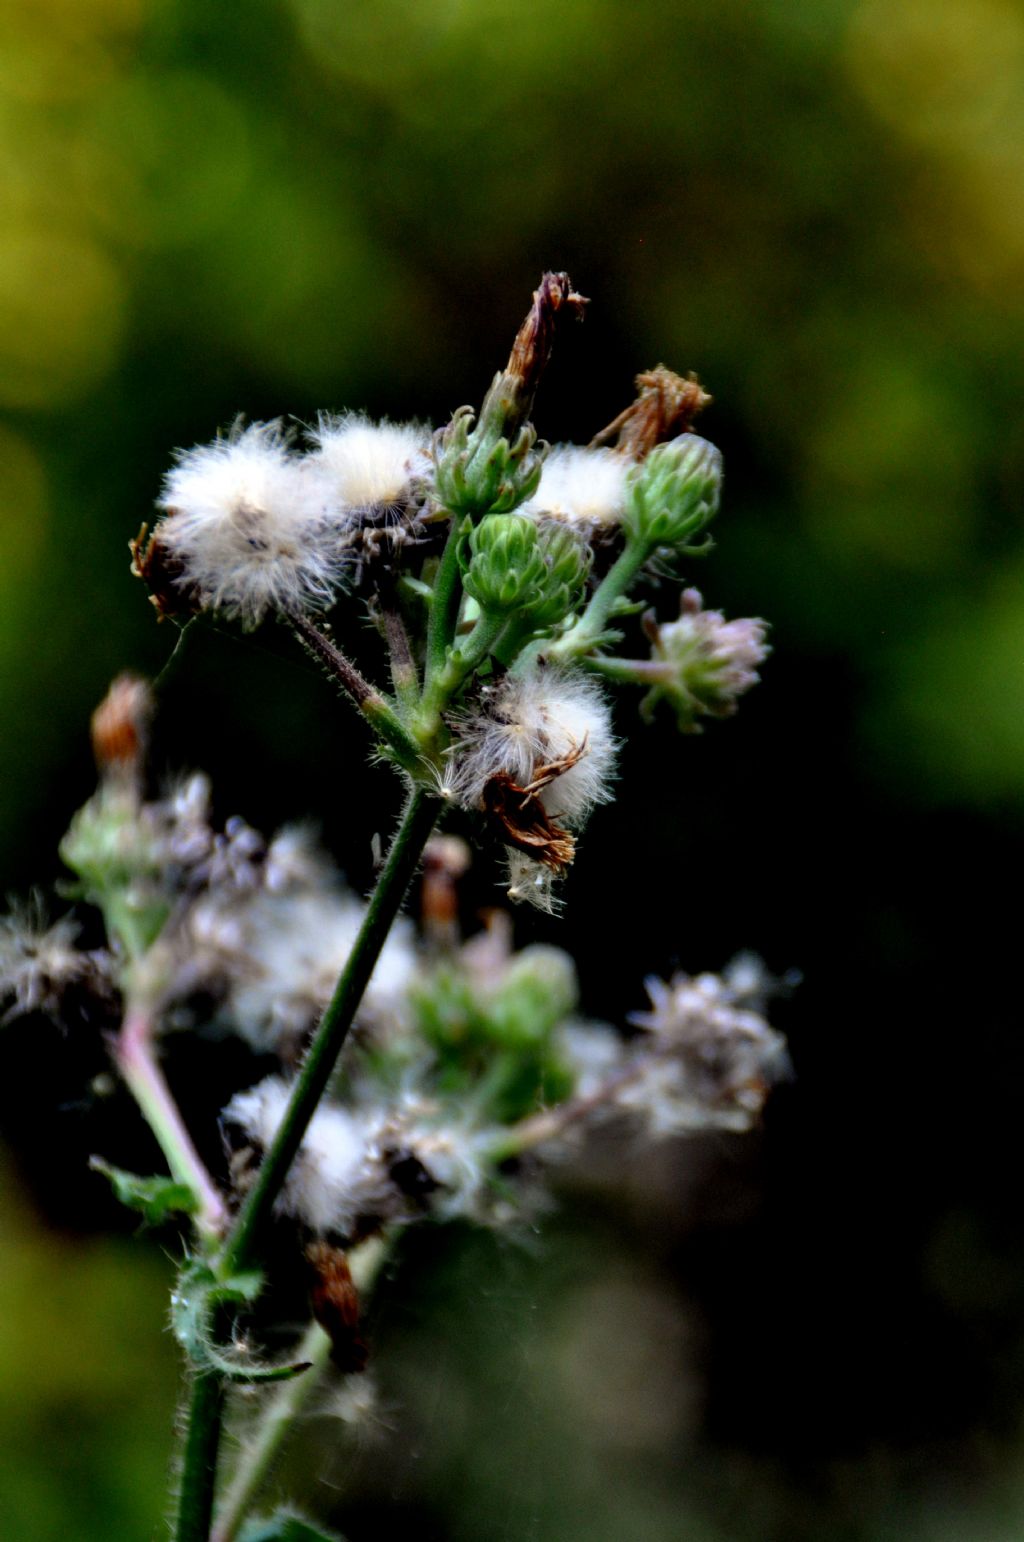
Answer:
[
  {"left": 432, "top": 402, "right": 544, "bottom": 517},
  {"left": 461, "top": 515, "right": 590, "bottom": 629},
  {"left": 640, "top": 589, "right": 769, "bottom": 731},
  {"left": 461, "top": 513, "right": 548, "bottom": 612},
  {"left": 622, "top": 433, "right": 722, "bottom": 551}
]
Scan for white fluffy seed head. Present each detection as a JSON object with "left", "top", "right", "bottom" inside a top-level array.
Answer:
[
  {"left": 307, "top": 413, "right": 429, "bottom": 509},
  {"left": 224, "top": 1077, "right": 488, "bottom": 1237},
  {"left": 451, "top": 666, "right": 617, "bottom": 827},
  {"left": 157, "top": 420, "right": 344, "bottom": 626},
  {"left": 519, "top": 445, "right": 631, "bottom": 531},
  {"left": 213, "top": 887, "right": 419, "bottom": 1053}
]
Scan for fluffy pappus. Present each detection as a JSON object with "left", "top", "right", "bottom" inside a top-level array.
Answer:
[
  {"left": 0, "top": 902, "right": 110, "bottom": 1024},
  {"left": 224, "top": 1078, "right": 489, "bottom": 1241},
  {"left": 450, "top": 666, "right": 617, "bottom": 829},
  {"left": 155, "top": 420, "right": 345, "bottom": 627},
  {"left": 192, "top": 885, "right": 419, "bottom": 1053},
  {"left": 519, "top": 444, "right": 632, "bottom": 534},
  {"left": 307, "top": 413, "right": 429, "bottom": 511}
]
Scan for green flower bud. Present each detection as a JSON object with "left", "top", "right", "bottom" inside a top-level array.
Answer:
[
  {"left": 461, "top": 513, "right": 547, "bottom": 613},
  {"left": 526, "top": 523, "right": 591, "bottom": 629},
  {"left": 432, "top": 393, "right": 545, "bottom": 518},
  {"left": 622, "top": 433, "right": 722, "bottom": 550},
  {"left": 462, "top": 515, "right": 591, "bottom": 631}
]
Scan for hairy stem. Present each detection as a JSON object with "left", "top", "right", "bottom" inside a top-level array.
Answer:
[
  {"left": 175, "top": 1370, "right": 226, "bottom": 1542},
  {"left": 210, "top": 1237, "right": 388, "bottom": 1542},
  {"left": 289, "top": 616, "right": 422, "bottom": 773},
  {"left": 541, "top": 537, "right": 651, "bottom": 663},
  {"left": 218, "top": 788, "right": 438, "bottom": 1277},
  {"left": 115, "top": 1001, "right": 227, "bottom": 1244}
]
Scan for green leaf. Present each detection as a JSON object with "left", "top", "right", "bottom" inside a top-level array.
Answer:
[
  {"left": 239, "top": 1511, "right": 345, "bottom": 1541},
  {"left": 90, "top": 1158, "right": 198, "bottom": 1225}
]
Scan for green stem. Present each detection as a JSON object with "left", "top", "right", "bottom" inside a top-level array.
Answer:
[
  {"left": 210, "top": 1238, "right": 388, "bottom": 1542},
  {"left": 542, "top": 538, "right": 652, "bottom": 663},
  {"left": 116, "top": 1001, "right": 228, "bottom": 1245},
  {"left": 584, "top": 656, "right": 671, "bottom": 684},
  {"left": 211, "top": 1323, "right": 330, "bottom": 1542},
  {"left": 422, "top": 515, "right": 467, "bottom": 701},
  {"left": 171, "top": 790, "right": 437, "bottom": 1542},
  {"left": 219, "top": 789, "right": 439, "bottom": 1278},
  {"left": 175, "top": 1370, "right": 226, "bottom": 1542},
  {"left": 417, "top": 608, "right": 507, "bottom": 738}
]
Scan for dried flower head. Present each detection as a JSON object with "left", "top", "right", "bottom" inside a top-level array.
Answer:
[
  {"left": 0, "top": 902, "right": 103, "bottom": 1023},
  {"left": 150, "top": 420, "right": 343, "bottom": 626}
]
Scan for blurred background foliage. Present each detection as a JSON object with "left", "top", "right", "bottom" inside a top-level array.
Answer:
[{"left": 3, "top": 0, "right": 1024, "bottom": 1538}]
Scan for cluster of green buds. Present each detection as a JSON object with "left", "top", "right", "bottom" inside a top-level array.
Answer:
[{"left": 460, "top": 512, "right": 590, "bottom": 635}]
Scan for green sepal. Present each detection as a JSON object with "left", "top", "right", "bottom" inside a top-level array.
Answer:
[
  {"left": 171, "top": 1261, "right": 264, "bottom": 1360},
  {"left": 90, "top": 1157, "right": 198, "bottom": 1225}
]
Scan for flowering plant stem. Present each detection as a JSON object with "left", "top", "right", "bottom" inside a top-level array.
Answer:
[
  {"left": 173, "top": 787, "right": 439, "bottom": 1542},
  {"left": 210, "top": 1237, "right": 388, "bottom": 1542},
  {"left": 542, "top": 537, "right": 652, "bottom": 663},
  {"left": 115, "top": 1001, "right": 227, "bottom": 1243},
  {"left": 421, "top": 518, "right": 469, "bottom": 710},
  {"left": 289, "top": 614, "right": 423, "bottom": 774}
]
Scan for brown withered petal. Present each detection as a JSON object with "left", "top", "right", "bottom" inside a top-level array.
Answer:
[
  {"left": 482, "top": 772, "right": 576, "bottom": 871},
  {"left": 130, "top": 521, "right": 200, "bottom": 621},
  {"left": 306, "top": 1239, "right": 368, "bottom": 1374},
  {"left": 589, "top": 365, "right": 711, "bottom": 460}
]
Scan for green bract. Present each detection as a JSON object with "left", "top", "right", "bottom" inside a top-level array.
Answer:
[
  {"left": 432, "top": 389, "right": 544, "bottom": 517},
  {"left": 622, "top": 433, "right": 722, "bottom": 551}
]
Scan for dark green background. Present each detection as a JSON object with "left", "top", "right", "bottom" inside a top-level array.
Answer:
[{"left": 2, "top": 1, "right": 1022, "bottom": 1537}]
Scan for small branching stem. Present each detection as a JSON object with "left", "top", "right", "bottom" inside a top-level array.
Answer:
[
  {"left": 115, "top": 1001, "right": 228, "bottom": 1244},
  {"left": 541, "top": 538, "right": 651, "bottom": 663},
  {"left": 210, "top": 1237, "right": 388, "bottom": 1542},
  {"left": 488, "top": 1062, "right": 645, "bottom": 1161},
  {"left": 289, "top": 616, "right": 422, "bottom": 773}
]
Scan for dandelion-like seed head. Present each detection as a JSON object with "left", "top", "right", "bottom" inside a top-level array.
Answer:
[
  {"left": 519, "top": 444, "right": 631, "bottom": 534},
  {"left": 155, "top": 420, "right": 343, "bottom": 626},
  {"left": 451, "top": 666, "right": 617, "bottom": 828},
  {"left": 308, "top": 414, "right": 429, "bottom": 511},
  {"left": 0, "top": 903, "right": 94, "bottom": 1022}
]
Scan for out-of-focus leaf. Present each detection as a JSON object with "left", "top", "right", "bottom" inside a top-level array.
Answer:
[{"left": 90, "top": 1158, "right": 198, "bottom": 1225}]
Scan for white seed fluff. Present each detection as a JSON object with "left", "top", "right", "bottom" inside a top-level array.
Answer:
[
  {"left": 451, "top": 667, "right": 617, "bottom": 827},
  {"left": 157, "top": 420, "right": 343, "bottom": 626},
  {"left": 225, "top": 1077, "right": 488, "bottom": 1237},
  {"left": 194, "top": 887, "right": 419, "bottom": 1052},
  {"left": 519, "top": 445, "right": 631, "bottom": 530},
  {"left": 307, "top": 413, "right": 429, "bottom": 509}
]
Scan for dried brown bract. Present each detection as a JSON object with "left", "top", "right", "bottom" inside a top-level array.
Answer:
[
  {"left": 590, "top": 365, "right": 711, "bottom": 460},
  {"left": 306, "top": 1239, "right": 368, "bottom": 1374}
]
